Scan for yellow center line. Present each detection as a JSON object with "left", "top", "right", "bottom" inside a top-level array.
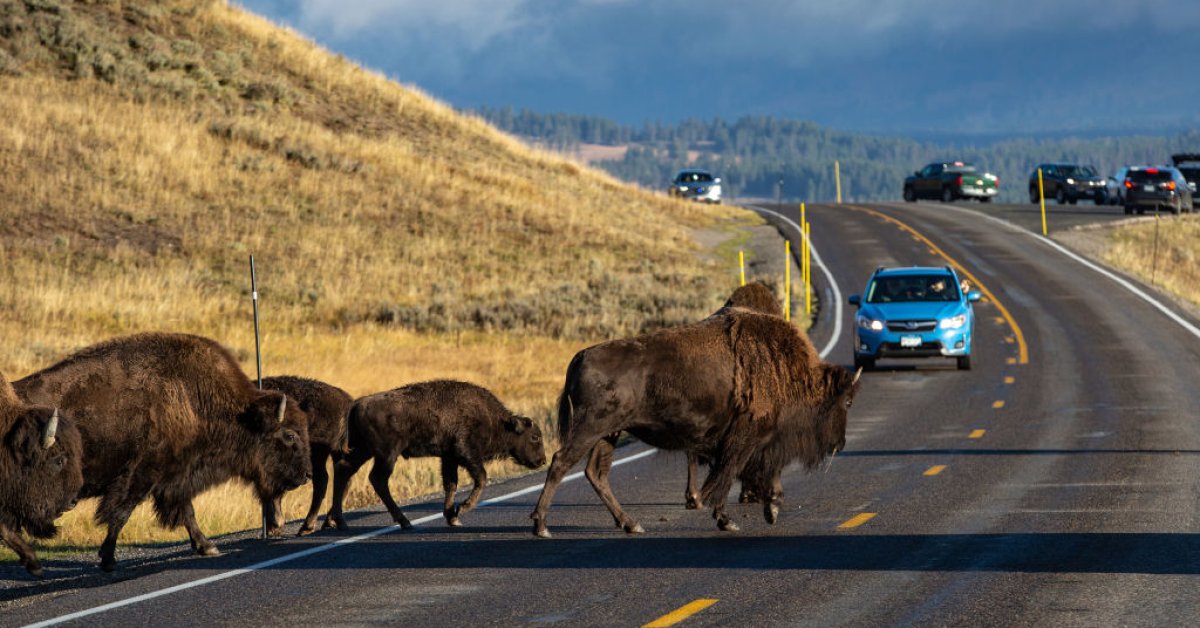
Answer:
[
  {"left": 1006, "top": 358, "right": 1017, "bottom": 365},
  {"left": 846, "top": 204, "right": 1029, "bottom": 365},
  {"left": 838, "top": 512, "right": 877, "bottom": 529},
  {"left": 992, "top": 400, "right": 1005, "bottom": 409},
  {"left": 924, "top": 465, "right": 947, "bottom": 476},
  {"left": 969, "top": 429, "right": 987, "bottom": 439},
  {"left": 644, "top": 599, "right": 719, "bottom": 627}
]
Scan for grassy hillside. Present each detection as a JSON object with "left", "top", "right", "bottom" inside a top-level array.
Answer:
[{"left": 0, "top": 0, "right": 749, "bottom": 555}]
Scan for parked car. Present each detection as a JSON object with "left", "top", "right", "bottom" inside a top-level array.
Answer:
[
  {"left": 903, "top": 161, "right": 999, "bottom": 203},
  {"left": 848, "top": 266, "right": 981, "bottom": 371},
  {"left": 1027, "top": 163, "right": 1107, "bottom": 205},
  {"left": 1171, "top": 154, "right": 1200, "bottom": 195},
  {"left": 1123, "top": 166, "right": 1194, "bottom": 215},
  {"left": 669, "top": 169, "right": 722, "bottom": 203},
  {"left": 1105, "top": 166, "right": 1131, "bottom": 206}
]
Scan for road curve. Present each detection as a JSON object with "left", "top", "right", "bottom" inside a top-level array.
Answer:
[{"left": 6, "top": 201, "right": 1200, "bottom": 627}]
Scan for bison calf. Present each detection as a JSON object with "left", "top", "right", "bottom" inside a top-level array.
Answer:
[
  {"left": 1, "top": 373, "right": 83, "bottom": 578},
  {"left": 328, "top": 380, "right": 546, "bottom": 530},
  {"left": 260, "top": 376, "right": 353, "bottom": 536}
]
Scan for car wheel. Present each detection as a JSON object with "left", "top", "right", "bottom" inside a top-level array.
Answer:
[
  {"left": 1055, "top": 187, "right": 1066, "bottom": 204},
  {"left": 1069, "top": 197, "right": 1077, "bottom": 205},
  {"left": 1029, "top": 187, "right": 1041, "bottom": 204},
  {"left": 1124, "top": 205, "right": 1133, "bottom": 215},
  {"left": 956, "top": 355, "right": 971, "bottom": 371},
  {"left": 854, "top": 356, "right": 875, "bottom": 371},
  {"left": 980, "top": 196, "right": 992, "bottom": 204},
  {"left": 903, "top": 186, "right": 916, "bottom": 202},
  {"left": 941, "top": 187, "right": 954, "bottom": 203},
  {"left": 1095, "top": 191, "right": 1106, "bottom": 205}
]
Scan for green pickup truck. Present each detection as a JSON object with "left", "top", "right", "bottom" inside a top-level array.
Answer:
[{"left": 903, "top": 161, "right": 1000, "bottom": 203}]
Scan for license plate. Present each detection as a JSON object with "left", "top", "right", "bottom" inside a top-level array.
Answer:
[
  {"left": 900, "top": 335, "right": 922, "bottom": 348},
  {"left": 1144, "top": 185, "right": 1155, "bottom": 192}
]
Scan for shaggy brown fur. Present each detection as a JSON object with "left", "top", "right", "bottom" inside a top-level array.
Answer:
[
  {"left": 719, "top": 281, "right": 781, "bottom": 316},
  {"left": 260, "top": 375, "right": 353, "bottom": 536},
  {"left": 14, "top": 333, "right": 312, "bottom": 572},
  {"left": 531, "top": 309, "right": 858, "bottom": 538},
  {"left": 0, "top": 373, "right": 84, "bottom": 578},
  {"left": 328, "top": 380, "right": 546, "bottom": 530}
]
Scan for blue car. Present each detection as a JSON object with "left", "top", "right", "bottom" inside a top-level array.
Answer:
[{"left": 848, "top": 266, "right": 981, "bottom": 371}]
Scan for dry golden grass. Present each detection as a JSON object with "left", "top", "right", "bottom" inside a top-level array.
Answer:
[
  {"left": 1103, "top": 215, "right": 1200, "bottom": 306},
  {"left": 0, "top": 0, "right": 762, "bottom": 562}
]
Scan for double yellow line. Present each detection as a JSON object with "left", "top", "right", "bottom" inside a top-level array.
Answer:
[{"left": 845, "top": 204, "right": 1029, "bottom": 365}]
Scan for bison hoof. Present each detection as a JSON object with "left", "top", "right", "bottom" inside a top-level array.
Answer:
[
  {"left": 100, "top": 560, "right": 116, "bottom": 573},
  {"left": 198, "top": 546, "right": 221, "bottom": 557},
  {"left": 624, "top": 522, "right": 645, "bottom": 534},
  {"left": 534, "top": 526, "right": 552, "bottom": 539},
  {"left": 764, "top": 504, "right": 780, "bottom": 525},
  {"left": 27, "top": 565, "right": 44, "bottom": 579},
  {"left": 297, "top": 524, "right": 316, "bottom": 537},
  {"left": 447, "top": 517, "right": 462, "bottom": 527},
  {"left": 265, "top": 527, "right": 284, "bottom": 538},
  {"left": 684, "top": 496, "right": 703, "bottom": 510},
  {"left": 717, "top": 517, "right": 740, "bottom": 532}
]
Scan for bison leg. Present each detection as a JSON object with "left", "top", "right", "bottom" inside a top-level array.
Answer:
[
  {"left": 586, "top": 435, "right": 643, "bottom": 534},
  {"left": 440, "top": 458, "right": 461, "bottom": 526},
  {"left": 684, "top": 452, "right": 704, "bottom": 510},
  {"left": 0, "top": 523, "right": 44, "bottom": 579},
  {"left": 698, "top": 436, "right": 758, "bottom": 533},
  {"left": 257, "top": 492, "right": 285, "bottom": 538},
  {"left": 368, "top": 455, "right": 412, "bottom": 530},
  {"left": 326, "top": 448, "right": 371, "bottom": 531},
  {"left": 176, "top": 501, "right": 221, "bottom": 557},
  {"left": 762, "top": 473, "right": 784, "bottom": 525},
  {"left": 531, "top": 435, "right": 603, "bottom": 539},
  {"left": 299, "top": 446, "right": 331, "bottom": 536},
  {"left": 152, "top": 493, "right": 221, "bottom": 557},
  {"left": 454, "top": 460, "right": 489, "bottom": 524},
  {"left": 96, "top": 473, "right": 156, "bottom": 572}
]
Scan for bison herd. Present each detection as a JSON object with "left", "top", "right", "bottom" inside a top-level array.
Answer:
[{"left": 1, "top": 283, "right": 859, "bottom": 579}]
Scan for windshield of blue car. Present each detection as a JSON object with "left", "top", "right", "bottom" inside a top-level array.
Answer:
[
  {"left": 1060, "top": 165, "right": 1096, "bottom": 177},
  {"left": 866, "top": 275, "right": 960, "bottom": 303}
]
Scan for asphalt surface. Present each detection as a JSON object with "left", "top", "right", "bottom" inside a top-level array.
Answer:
[{"left": 6, "top": 200, "right": 1200, "bottom": 627}]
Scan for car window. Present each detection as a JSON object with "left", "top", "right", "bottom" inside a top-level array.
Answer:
[
  {"left": 945, "top": 164, "right": 977, "bottom": 174},
  {"left": 866, "top": 275, "right": 961, "bottom": 303},
  {"left": 1128, "top": 170, "right": 1172, "bottom": 183}
]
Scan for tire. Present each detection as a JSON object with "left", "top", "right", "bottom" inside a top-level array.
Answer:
[
  {"left": 980, "top": 196, "right": 992, "bottom": 204},
  {"left": 1056, "top": 187, "right": 1066, "bottom": 205},
  {"left": 1029, "top": 187, "right": 1041, "bottom": 204},
  {"left": 853, "top": 356, "right": 875, "bottom": 371},
  {"left": 957, "top": 355, "right": 972, "bottom": 371},
  {"left": 1069, "top": 198, "right": 1077, "bottom": 205},
  {"left": 941, "top": 187, "right": 955, "bottom": 203},
  {"left": 903, "top": 186, "right": 916, "bottom": 202},
  {"left": 1095, "top": 191, "right": 1106, "bottom": 205},
  {"left": 1124, "top": 205, "right": 1133, "bottom": 215}
]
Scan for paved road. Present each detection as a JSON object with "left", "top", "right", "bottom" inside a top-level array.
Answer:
[{"left": 6, "top": 200, "right": 1200, "bottom": 627}]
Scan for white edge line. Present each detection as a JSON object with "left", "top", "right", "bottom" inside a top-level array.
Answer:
[
  {"left": 932, "top": 203, "right": 1200, "bottom": 341},
  {"left": 26, "top": 448, "right": 660, "bottom": 627},
  {"left": 744, "top": 204, "right": 844, "bottom": 360}
]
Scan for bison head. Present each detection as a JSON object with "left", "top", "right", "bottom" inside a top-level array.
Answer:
[
  {"left": 2, "top": 407, "right": 84, "bottom": 538},
  {"left": 504, "top": 415, "right": 547, "bottom": 469},
  {"left": 815, "top": 364, "right": 861, "bottom": 459},
  {"left": 239, "top": 392, "right": 313, "bottom": 501}
]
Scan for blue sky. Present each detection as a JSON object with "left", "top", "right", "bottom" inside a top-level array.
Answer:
[{"left": 237, "top": 1, "right": 1200, "bottom": 135}]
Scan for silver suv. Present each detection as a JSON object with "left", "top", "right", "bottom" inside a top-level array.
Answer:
[{"left": 669, "top": 169, "right": 722, "bottom": 203}]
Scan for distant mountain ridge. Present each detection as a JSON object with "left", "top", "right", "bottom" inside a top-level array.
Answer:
[{"left": 474, "top": 107, "right": 1200, "bottom": 203}]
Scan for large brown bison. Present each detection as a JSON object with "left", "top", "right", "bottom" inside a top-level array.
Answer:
[
  {"left": 0, "top": 373, "right": 83, "bottom": 578},
  {"left": 14, "top": 333, "right": 312, "bottom": 571},
  {"left": 328, "top": 380, "right": 546, "bottom": 530},
  {"left": 259, "top": 375, "right": 352, "bottom": 536},
  {"left": 530, "top": 309, "right": 859, "bottom": 538}
]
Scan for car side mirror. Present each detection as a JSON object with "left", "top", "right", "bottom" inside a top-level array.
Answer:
[
  {"left": 848, "top": 294, "right": 861, "bottom": 306},
  {"left": 967, "top": 291, "right": 982, "bottom": 302}
]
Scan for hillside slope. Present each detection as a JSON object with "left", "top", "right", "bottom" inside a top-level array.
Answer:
[{"left": 0, "top": 0, "right": 748, "bottom": 553}]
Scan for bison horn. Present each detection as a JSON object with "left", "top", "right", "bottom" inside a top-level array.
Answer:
[
  {"left": 276, "top": 396, "right": 287, "bottom": 424},
  {"left": 852, "top": 367, "right": 863, "bottom": 385},
  {"left": 42, "top": 408, "right": 59, "bottom": 449}
]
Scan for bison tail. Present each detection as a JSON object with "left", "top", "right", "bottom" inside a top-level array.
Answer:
[
  {"left": 557, "top": 351, "right": 586, "bottom": 443},
  {"left": 332, "top": 417, "right": 351, "bottom": 455}
]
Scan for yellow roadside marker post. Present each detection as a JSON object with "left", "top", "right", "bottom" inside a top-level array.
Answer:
[
  {"left": 739, "top": 250, "right": 745, "bottom": 287},
  {"left": 805, "top": 221, "right": 813, "bottom": 315},
  {"left": 835, "top": 161, "right": 842, "bottom": 204},
  {"left": 785, "top": 240, "right": 792, "bottom": 321},
  {"left": 1038, "top": 167, "right": 1047, "bottom": 236}
]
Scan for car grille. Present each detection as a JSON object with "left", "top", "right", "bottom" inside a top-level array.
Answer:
[{"left": 886, "top": 320, "right": 937, "bottom": 332}]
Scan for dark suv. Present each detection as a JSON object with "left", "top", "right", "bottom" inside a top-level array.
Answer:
[
  {"left": 1028, "top": 163, "right": 1107, "bottom": 205},
  {"left": 1123, "top": 167, "right": 1194, "bottom": 215},
  {"left": 1172, "top": 154, "right": 1200, "bottom": 196}
]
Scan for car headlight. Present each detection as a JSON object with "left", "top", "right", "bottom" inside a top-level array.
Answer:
[
  {"left": 677, "top": 186, "right": 688, "bottom": 192},
  {"left": 857, "top": 316, "right": 884, "bottom": 332},
  {"left": 940, "top": 314, "right": 967, "bottom": 329},
  {"left": 1066, "top": 178, "right": 1075, "bottom": 184}
]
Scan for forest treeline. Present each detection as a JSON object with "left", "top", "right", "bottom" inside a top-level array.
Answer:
[{"left": 473, "top": 106, "right": 1200, "bottom": 203}]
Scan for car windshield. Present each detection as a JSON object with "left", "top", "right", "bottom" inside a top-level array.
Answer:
[
  {"left": 677, "top": 172, "right": 713, "bottom": 183},
  {"left": 867, "top": 275, "right": 960, "bottom": 303},
  {"left": 1060, "top": 165, "right": 1096, "bottom": 177},
  {"left": 945, "top": 164, "right": 977, "bottom": 173}
]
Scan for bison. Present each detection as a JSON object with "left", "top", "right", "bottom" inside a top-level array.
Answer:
[
  {"left": 259, "top": 375, "right": 353, "bottom": 536},
  {"left": 530, "top": 309, "right": 859, "bottom": 538},
  {"left": 14, "top": 332, "right": 312, "bottom": 571},
  {"left": 0, "top": 373, "right": 83, "bottom": 578},
  {"left": 327, "top": 380, "right": 546, "bottom": 530}
]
